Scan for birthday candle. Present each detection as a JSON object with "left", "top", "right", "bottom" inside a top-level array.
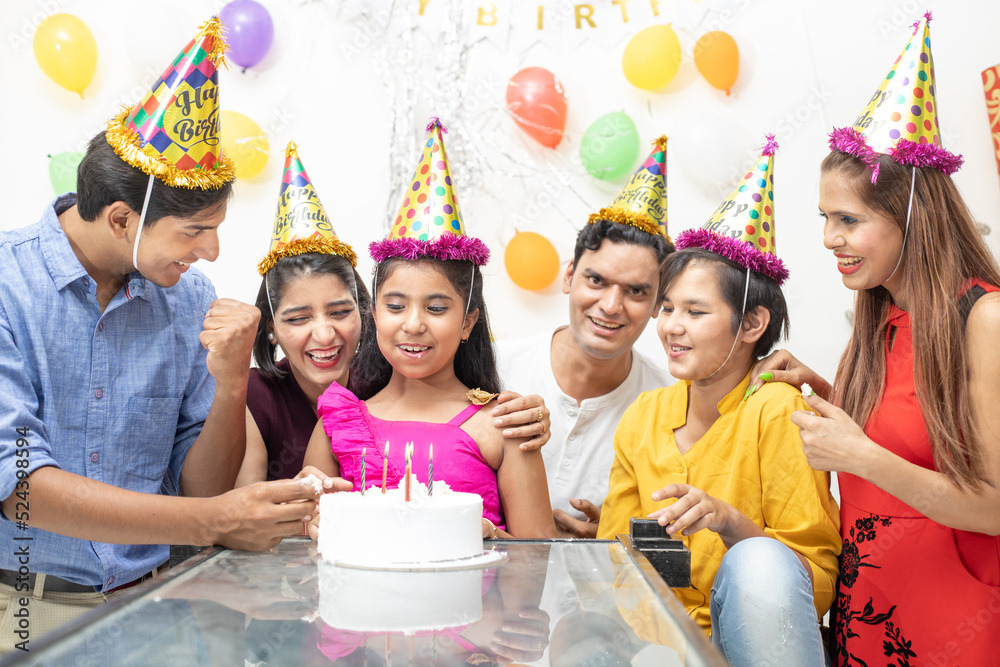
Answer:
[
  {"left": 381, "top": 441, "right": 389, "bottom": 494},
  {"left": 404, "top": 442, "right": 413, "bottom": 502},
  {"left": 428, "top": 444, "right": 434, "bottom": 496},
  {"left": 360, "top": 447, "right": 366, "bottom": 495}
]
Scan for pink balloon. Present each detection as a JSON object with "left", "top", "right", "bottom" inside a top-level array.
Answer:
[
  {"left": 220, "top": 0, "right": 274, "bottom": 69},
  {"left": 505, "top": 67, "right": 568, "bottom": 148}
]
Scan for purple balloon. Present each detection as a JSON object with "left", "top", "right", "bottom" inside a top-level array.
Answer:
[{"left": 219, "top": 0, "right": 274, "bottom": 69}]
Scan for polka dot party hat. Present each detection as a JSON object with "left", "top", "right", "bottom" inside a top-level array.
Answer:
[
  {"left": 257, "top": 141, "right": 357, "bottom": 276},
  {"left": 105, "top": 17, "right": 234, "bottom": 189},
  {"left": 369, "top": 118, "right": 490, "bottom": 266},
  {"left": 588, "top": 136, "right": 672, "bottom": 244},
  {"left": 829, "top": 11, "right": 963, "bottom": 183},
  {"left": 676, "top": 134, "right": 788, "bottom": 285}
]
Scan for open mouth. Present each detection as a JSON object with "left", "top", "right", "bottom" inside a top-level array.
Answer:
[
  {"left": 669, "top": 343, "right": 690, "bottom": 354},
  {"left": 836, "top": 255, "right": 864, "bottom": 274},
  {"left": 589, "top": 316, "right": 624, "bottom": 331},
  {"left": 306, "top": 348, "right": 341, "bottom": 367},
  {"left": 397, "top": 344, "right": 430, "bottom": 358}
]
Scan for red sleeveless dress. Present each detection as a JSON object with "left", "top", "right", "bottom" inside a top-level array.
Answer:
[{"left": 833, "top": 281, "right": 1000, "bottom": 666}]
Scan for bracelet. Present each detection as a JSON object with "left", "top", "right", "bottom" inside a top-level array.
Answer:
[{"left": 484, "top": 518, "right": 498, "bottom": 539}]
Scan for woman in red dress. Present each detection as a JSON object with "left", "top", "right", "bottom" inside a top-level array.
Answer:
[{"left": 751, "top": 14, "right": 1000, "bottom": 666}]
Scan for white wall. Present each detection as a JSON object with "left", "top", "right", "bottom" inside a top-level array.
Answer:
[{"left": 2, "top": 0, "right": 998, "bottom": 384}]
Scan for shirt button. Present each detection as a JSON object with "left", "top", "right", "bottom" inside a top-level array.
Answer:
[
  {"left": 91, "top": 453, "right": 99, "bottom": 463},
  {"left": 97, "top": 322, "right": 104, "bottom": 332},
  {"left": 568, "top": 434, "right": 576, "bottom": 441},
  {"left": 107, "top": 576, "right": 115, "bottom": 587},
  {"left": 563, "top": 459, "right": 571, "bottom": 467},
  {"left": 82, "top": 277, "right": 90, "bottom": 287},
  {"left": 94, "top": 389, "right": 103, "bottom": 399},
  {"left": 567, "top": 409, "right": 578, "bottom": 417}
]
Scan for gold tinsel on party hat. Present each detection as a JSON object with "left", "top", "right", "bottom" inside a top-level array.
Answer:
[
  {"left": 257, "top": 142, "right": 356, "bottom": 276},
  {"left": 588, "top": 136, "right": 669, "bottom": 241},
  {"left": 105, "top": 17, "right": 234, "bottom": 189}
]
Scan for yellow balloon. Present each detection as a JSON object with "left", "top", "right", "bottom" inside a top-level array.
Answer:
[
  {"left": 221, "top": 111, "right": 270, "bottom": 180},
  {"left": 505, "top": 232, "right": 560, "bottom": 291},
  {"left": 694, "top": 31, "right": 740, "bottom": 95},
  {"left": 33, "top": 14, "right": 98, "bottom": 98},
  {"left": 622, "top": 25, "right": 681, "bottom": 91}
]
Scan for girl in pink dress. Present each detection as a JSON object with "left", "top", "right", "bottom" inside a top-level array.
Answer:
[{"left": 304, "top": 119, "right": 556, "bottom": 540}]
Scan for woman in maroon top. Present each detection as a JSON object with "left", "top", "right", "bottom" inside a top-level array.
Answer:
[{"left": 238, "top": 251, "right": 553, "bottom": 484}]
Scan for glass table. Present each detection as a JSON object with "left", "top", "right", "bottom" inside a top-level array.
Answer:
[{"left": 2, "top": 538, "right": 727, "bottom": 666}]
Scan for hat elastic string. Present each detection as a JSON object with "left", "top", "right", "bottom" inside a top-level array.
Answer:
[
  {"left": 884, "top": 166, "right": 916, "bottom": 286},
  {"left": 463, "top": 264, "right": 474, "bottom": 322},
  {"left": 132, "top": 173, "right": 156, "bottom": 273},
  {"left": 705, "top": 265, "right": 750, "bottom": 381}
]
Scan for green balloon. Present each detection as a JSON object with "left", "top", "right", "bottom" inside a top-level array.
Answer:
[
  {"left": 579, "top": 111, "right": 639, "bottom": 181},
  {"left": 49, "top": 152, "right": 84, "bottom": 195}
]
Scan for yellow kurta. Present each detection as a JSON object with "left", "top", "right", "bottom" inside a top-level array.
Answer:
[{"left": 597, "top": 373, "right": 841, "bottom": 633}]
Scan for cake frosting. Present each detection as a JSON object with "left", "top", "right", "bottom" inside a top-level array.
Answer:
[
  {"left": 317, "top": 561, "right": 484, "bottom": 633},
  {"left": 318, "top": 482, "right": 484, "bottom": 567}
]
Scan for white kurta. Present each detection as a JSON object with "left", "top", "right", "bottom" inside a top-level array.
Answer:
[{"left": 495, "top": 328, "right": 672, "bottom": 520}]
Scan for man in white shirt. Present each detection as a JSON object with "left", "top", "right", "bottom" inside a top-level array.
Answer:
[{"left": 496, "top": 218, "right": 672, "bottom": 537}]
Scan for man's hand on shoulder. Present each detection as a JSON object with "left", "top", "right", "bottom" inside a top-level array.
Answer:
[
  {"left": 553, "top": 498, "right": 601, "bottom": 538},
  {"left": 199, "top": 299, "right": 260, "bottom": 382}
]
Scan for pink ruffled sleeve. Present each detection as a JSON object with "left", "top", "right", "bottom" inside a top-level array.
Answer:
[{"left": 316, "top": 382, "right": 401, "bottom": 492}]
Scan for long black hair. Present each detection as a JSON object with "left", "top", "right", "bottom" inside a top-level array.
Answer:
[
  {"left": 252, "top": 252, "right": 371, "bottom": 393},
  {"left": 351, "top": 257, "right": 500, "bottom": 400}
]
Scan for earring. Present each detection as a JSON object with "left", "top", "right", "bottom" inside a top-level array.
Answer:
[
  {"left": 461, "top": 337, "right": 468, "bottom": 344},
  {"left": 267, "top": 333, "right": 275, "bottom": 342}
]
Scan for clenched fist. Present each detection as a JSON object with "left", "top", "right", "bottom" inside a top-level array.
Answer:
[{"left": 200, "top": 299, "right": 260, "bottom": 381}]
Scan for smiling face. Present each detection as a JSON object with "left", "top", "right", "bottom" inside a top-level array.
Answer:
[
  {"left": 657, "top": 262, "right": 752, "bottom": 383},
  {"left": 373, "top": 261, "right": 477, "bottom": 384},
  {"left": 270, "top": 272, "right": 362, "bottom": 400},
  {"left": 133, "top": 206, "right": 226, "bottom": 287},
  {"left": 563, "top": 240, "right": 660, "bottom": 361},
  {"left": 819, "top": 168, "right": 905, "bottom": 295}
]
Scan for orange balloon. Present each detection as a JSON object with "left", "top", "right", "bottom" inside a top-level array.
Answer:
[
  {"left": 505, "top": 67, "right": 567, "bottom": 148},
  {"left": 505, "top": 232, "right": 560, "bottom": 291},
  {"left": 694, "top": 31, "right": 739, "bottom": 95}
]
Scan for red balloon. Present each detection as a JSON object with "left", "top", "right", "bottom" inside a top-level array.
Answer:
[{"left": 505, "top": 67, "right": 567, "bottom": 148}]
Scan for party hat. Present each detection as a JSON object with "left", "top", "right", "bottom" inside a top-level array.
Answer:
[
  {"left": 588, "top": 136, "right": 671, "bottom": 243},
  {"left": 369, "top": 118, "right": 490, "bottom": 266},
  {"left": 829, "top": 11, "right": 962, "bottom": 182},
  {"left": 676, "top": 135, "right": 787, "bottom": 284},
  {"left": 105, "top": 17, "right": 235, "bottom": 189},
  {"left": 257, "top": 141, "right": 357, "bottom": 276}
]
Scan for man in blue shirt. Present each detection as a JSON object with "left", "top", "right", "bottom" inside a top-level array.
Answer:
[{"left": 0, "top": 132, "right": 320, "bottom": 651}]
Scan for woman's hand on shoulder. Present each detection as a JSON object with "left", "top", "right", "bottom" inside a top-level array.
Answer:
[
  {"left": 491, "top": 392, "right": 551, "bottom": 451},
  {"left": 747, "top": 349, "right": 832, "bottom": 400},
  {"left": 791, "top": 392, "right": 881, "bottom": 477}
]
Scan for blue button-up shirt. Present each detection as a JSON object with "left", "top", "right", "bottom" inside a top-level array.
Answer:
[{"left": 0, "top": 195, "right": 216, "bottom": 590}]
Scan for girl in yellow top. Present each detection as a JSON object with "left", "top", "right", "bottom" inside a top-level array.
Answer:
[{"left": 598, "top": 136, "right": 841, "bottom": 667}]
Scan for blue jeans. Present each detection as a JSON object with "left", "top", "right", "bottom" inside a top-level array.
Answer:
[{"left": 710, "top": 537, "right": 826, "bottom": 667}]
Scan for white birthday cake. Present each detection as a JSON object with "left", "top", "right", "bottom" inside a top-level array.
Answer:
[
  {"left": 317, "top": 482, "right": 484, "bottom": 567},
  {"left": 317, "top": 561, "right": 484, "bottom": 633}
]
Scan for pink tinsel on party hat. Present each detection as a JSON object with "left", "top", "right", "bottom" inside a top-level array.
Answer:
[
  {"left": 829, "top": 11, "right": 963, "bottom": 182},
  {"left": 676, "top": 134, "right": 788, "bottom": 285},
  {"left": 370, "top": 118, "right": 490, "bottom": 266}
]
